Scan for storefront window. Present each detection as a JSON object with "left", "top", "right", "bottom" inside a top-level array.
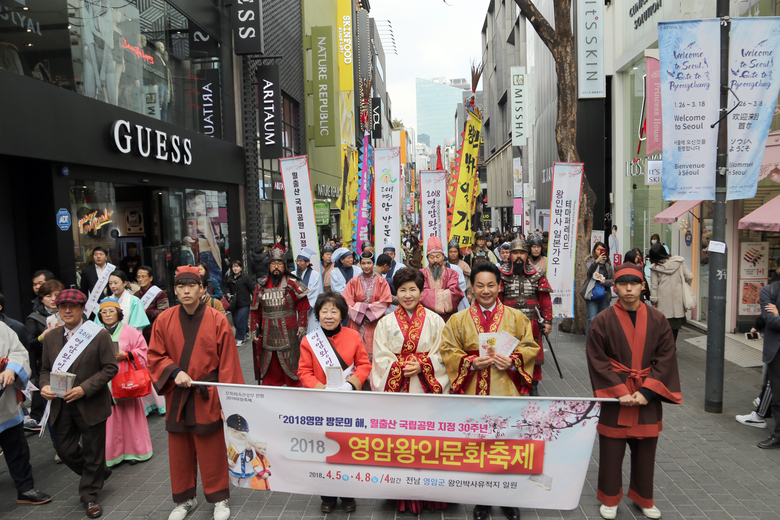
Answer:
[
  {"left": 282, "top": 94, "right": 300, "bottom": 157},
  {"left": 697, "top": 203, "right": 713, "bottom": 324},
  {"left": 0, "top": 0, "right": 221, "bottom": 136},
  {"left": 70, "top": 181, "right": 119, "bottom": 274}
]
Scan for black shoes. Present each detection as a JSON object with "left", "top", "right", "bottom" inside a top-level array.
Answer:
[
  {"left": 17, "top": 489, "right": 52, "bottom": 505},
  {"left": 502, "top": 507, "right": 520, "bottom": 520},
  {"left": 321, "top": 499, "right": 336, "bottom": 513},
  {"left": 342, "top": 498, "right": 357, "bottom": 512},
  {"left": 758, "top": 435, "right": 780, "bottom": 449},
  {"left": 473, "top": 505, "right": 490, "bottom": 520},
  {"left": 530, "top": 381, "right": 540, "bottom": 397}
]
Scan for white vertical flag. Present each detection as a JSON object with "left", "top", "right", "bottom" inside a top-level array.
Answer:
[
  {"left": 374, "top": 147, "right": 402, "bottom": 253},
  {"left": 420, "top": 170, "right": 448, "bottom": 258},
  {"left": 547, "top": 162, "right": 584, "bottom": 319},
  {"left": 279, "top": 156, "right": 321, "bottom": 273}
]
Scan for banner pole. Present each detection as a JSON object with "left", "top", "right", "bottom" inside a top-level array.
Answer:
[{"left": 704, "top": 0, "right": 729, "bottom": 414}]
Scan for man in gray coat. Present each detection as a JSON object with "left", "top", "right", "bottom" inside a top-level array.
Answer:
[{"left": 758, "top": 277, "right": 780, "bottom": 449}]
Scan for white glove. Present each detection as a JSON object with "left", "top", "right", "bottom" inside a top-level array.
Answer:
[{"left": 341, "top": 382, "right": 354, "bottom": 391}]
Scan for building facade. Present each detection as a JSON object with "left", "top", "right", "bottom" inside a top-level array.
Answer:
[{"left": 0, "top": 0, "right": 244, "bottom": 319}]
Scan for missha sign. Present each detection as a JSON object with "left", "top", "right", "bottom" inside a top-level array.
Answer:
[{"left": 111, "top": 120, "right": 193, "bottom": 165}]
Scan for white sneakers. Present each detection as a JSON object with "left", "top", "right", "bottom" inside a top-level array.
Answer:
[
  {"left": 168, "top": 498, "right": 197, "bottom": 520},
  {"left": 213, "top": 500, "right": 230, "bottom": 520},
  {"left": 599, "top": 504, "right": 617, "bottom": 519},
  {"left": 736, "top": 411, "right": 767, "bottom": 428},
  {"left": 600, "top": 503, "right": 661, "bottom": 519}
]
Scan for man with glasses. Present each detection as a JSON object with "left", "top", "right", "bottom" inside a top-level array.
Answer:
[{"left": 133, "top": 266, "right": 169, "bottom": 344}]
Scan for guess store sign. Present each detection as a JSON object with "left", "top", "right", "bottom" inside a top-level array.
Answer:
[{"left": 111, "top": 120, "right": 193, "bottom": 165}]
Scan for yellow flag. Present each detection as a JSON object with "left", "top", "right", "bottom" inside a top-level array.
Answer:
[{"left": 450, "top": 114, "right": 482, "bottom": 247}]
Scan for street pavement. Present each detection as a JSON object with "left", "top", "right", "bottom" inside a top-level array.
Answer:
[{"left": 2, "top": 325, "right": 780, "bottom": 520}]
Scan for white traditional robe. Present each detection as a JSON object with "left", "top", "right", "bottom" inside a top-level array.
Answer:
[
  {"left": 301, "top": 268, "right": 322, "bottom": 334},
  {"left": 330, "top": 265, "right": 361, "bottom": 295},
  {"left": 371, "top": 305, "right": 451, "bottom": 394}
]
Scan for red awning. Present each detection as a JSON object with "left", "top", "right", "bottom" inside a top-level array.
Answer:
[
  {"left": 653, "top": 200, "right": 702, "bottom": 224},
  {"left": 739, "top": 194, "right": 780, "bottom": 232}
]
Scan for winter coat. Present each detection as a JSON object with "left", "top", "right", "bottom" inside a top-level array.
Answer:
[
  {"left": 251, "top": 251, "right": 269, "bottom": 280},
  {"left": 0, "top": 321, "right": 30, "bottom": 434},
  {"left": 224, "top": 272, "right": 255, "bottom": 309},
  {"left": 650, "top": 256, "right": 693, "bottom": 319},
  {"left": 579, "top": 256, "right": 615, "bottom": 302}
]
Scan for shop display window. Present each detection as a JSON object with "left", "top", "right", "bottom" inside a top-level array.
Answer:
[{"left": 0, "top": 0, "right": 222, "bottom": 137}]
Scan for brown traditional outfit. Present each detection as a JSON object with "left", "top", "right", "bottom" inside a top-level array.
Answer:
[
  {"left": 586, "top": 292, "right": 681, "bottom": 510},
  {"left": 148, "top": 267, "right": 245, "bottom": 505},
  {"left": 249, "top": 274, "right": 310, "bottom": 386}
]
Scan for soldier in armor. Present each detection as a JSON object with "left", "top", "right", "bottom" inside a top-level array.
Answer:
[
  {"left": 527, "top": 232, "right": 548, "bottom": 276},
  {"left": 250, "top": 249, "right": 310, "bottom": 387},
  {"left": 464, "top": 231, "right": 498, "bottom": 267},
  {"left": 500, "top": 237, "right": 553, "bottom": 396}
]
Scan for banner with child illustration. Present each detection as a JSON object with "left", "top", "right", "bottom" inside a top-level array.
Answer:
[{"left": 212, "top": 384, "right": 602, "bottom": 510}]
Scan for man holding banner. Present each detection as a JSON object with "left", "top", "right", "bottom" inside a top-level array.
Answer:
[
  {"left": 586, "top": 263, "right": 681, "bottom": 520},
  {"left": 441, "top": 262, "right": 539, "bottom": 520}
]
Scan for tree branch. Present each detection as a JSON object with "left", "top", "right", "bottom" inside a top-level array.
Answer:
[{"left": 514, "top": 0, "right": 556, "bottom": 50}]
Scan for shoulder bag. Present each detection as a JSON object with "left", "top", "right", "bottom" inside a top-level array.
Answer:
[{"left": 679, "top": 264, "right": 697, "bottom": 311}]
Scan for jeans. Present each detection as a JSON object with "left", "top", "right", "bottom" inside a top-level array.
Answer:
[
  {"left": 233, "top": 305, "right": 250, "bottom": 342},
  {"left": 586, "top": 298, "right": 611, "bottom": 337}
]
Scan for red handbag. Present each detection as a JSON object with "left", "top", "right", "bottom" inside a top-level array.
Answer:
[{"left": 111, "top": 360, "right": 152, "bottom": 400}]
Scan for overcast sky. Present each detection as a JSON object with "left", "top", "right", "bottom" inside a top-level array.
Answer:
[{"left": 369, "top": 0, "right": 490, "bottom": 134}]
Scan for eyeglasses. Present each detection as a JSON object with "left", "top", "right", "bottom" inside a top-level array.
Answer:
[
  {"left": 33, "top": 281, "right": 45, "bottom": 287},
  {"left": 99, "top": 309, "right": 118, "bottom": 315}
]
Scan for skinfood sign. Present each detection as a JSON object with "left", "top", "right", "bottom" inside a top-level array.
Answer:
[{"left": 111, "top": 120, "right": 193, "bottom": 165}]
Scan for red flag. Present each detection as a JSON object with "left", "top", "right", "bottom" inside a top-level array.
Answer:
[{"left": 436, "top": 146, "right": 443, "bottom": 170}]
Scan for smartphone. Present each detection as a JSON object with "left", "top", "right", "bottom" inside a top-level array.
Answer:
[{"left": 746, "top": 332, "right": 761, "bottom": 340}]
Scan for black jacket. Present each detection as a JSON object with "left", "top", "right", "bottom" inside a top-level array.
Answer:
[
  {"left": 251, "top": 251, "right": 269, "bottom": 280},
  {"left": 224, "top": 272, "right": 255, "bottom": 309},
  {"left": 24, "top": 302, "right": 50, "bottom": 380},
  {"left": 79, "top": 264, "right": 111, "bottom": 298}
]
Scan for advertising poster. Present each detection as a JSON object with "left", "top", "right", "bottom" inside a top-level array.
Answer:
[
  {"left": 727, "top": 18, "right": 780, "bottom": 200},
  {"left": 658, "top": 19, "right": 720, "bottom": 200},
  {"left": 547, "top": 163, "right": 584, "bottom": 319},
  {"left": 513, "top": 157, "right": 524, "bottom": 198},
  {"left": 279, "top": 156, "right": 321, "bottom": 273},
  {"left": 215, "top": 385, "right": 603, "bottom": 510},
  {"left": 645, "top": 57, "right": 663, "bottom": 155},
  {"left": 740, "top": 280, "right": 766, "bottom": 316},
  {"left": 451, "top": 113, "right": 483, "bottom": 247},
  {"left": 374, "top": 148, "right": 402, "bottom": 253},
  {"left": 337, "top": 0, "right": 355, "bottom": 146},
  {"left": 576, "top": 0, "right": 605, "bottom": 98},
  {"left": 420, "top": 170, "right": 449, "bottom": 258},
  {"left": 590, "top": 230, "right": 604, "bottom": 249},
  {"left": 739, "top": 242, "right": 770, "bottom": 280}
]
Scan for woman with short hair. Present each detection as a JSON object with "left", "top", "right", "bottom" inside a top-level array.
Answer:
[
  {"left": 96, "top": 297, "right": 153, "bottom": 467},
  {"left": 297, "top": 291, "right": 371, "bottom": 514}
]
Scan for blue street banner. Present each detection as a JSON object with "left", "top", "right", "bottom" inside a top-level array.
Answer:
[
  {"left": 659, "top": 19, "right": 721, "bottom": 201},
  {"left": 727, "top": 18, "right": 780, "bottom": 200},
  {"left": 212, "top": 384, "right": 603, "bottom": 510}
]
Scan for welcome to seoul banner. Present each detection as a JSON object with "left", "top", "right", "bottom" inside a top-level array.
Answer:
[
  {"left": 727, "top": 18, "right": 780, "bottom": 200},
  {"left": 658, "top": 19, "right": 720, "bottom": 201},
  {"left": 212, "top": 384, "right": 602, "bottom": 510}
]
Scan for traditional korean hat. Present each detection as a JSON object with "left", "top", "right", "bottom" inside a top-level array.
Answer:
[
  {"left": 226, "top": 414, "right": 250, "bottom": 432},
  {"left": 296, "top": 248, "right": 315, "bottom": 262},
  {"left": 322, "top": 243, "right": 335, "bottom": 254},
  {"left": 474, "top": 231, "right": 486, "bottom": 240},
  {"left": 426, "top": 236, "right": 445, "bottom": 256},
  {"left": 55, "top": 288, "right": 87, "bottom": 306},
  {"left": 174, "top": 265, "right": 200, "bottom": 284},
  {"left": 500, "top": 242, "right": 511, "bottom": 250},
  {"left": 383, "top": 239, "right": 396, "bottom": 253},
  {"left": 614, "top": 262, "right": 644, "bottom": 282},
  {"left": 269, "top": 248, "right": 285, "bottom": 262},
  {"left": 447, "top": 239, "right": 460, "bottom": 251},
  {"left": 331, "top": 247, "right": 351, "bottom": 264},
  {"left": 510, "top": 237, "right": 527, "bottom": 253}
]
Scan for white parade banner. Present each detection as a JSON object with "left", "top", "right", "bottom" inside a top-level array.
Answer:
[
  {"left": 547, "top": 163, "right": 583, "bottom": 319},
  {"left": 420, "top": 170, "right": 448, "bottom": 258},
  {"left": 374, "top": 147, "right": 402, "bottom": 253},
  {"left": 658, "top": 19, "right": 720, "bottom": 201},
  {"left": 280, "top": 156, "right": 321, "bottom": 273},
  {"left": 212, "top": 383, "right": 603, "bottom": 510},
  {"left": 727, "top": 18, "right": 780, "bottom": 200}
]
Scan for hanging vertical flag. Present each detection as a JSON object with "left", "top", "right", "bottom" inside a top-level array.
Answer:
[
  {"left": 450, "top": 112, "right": 482, "bottom": 247},
  {"left": 279, "top": 156, "right": 321, "bottom": 273},
  {"left": 374, "top": 147, "right": 402, "bottom": 252},
  {"left": 547, "top": 162, "right": 584, "bottom": 319},
  {"left": 420, "top": 170, "right": 448, "bottom": 258},
  {"left": 727, "top": 17, "right": 780, "bottom": 200},
  {"left": 355, "top": 132, "right": 372, "bottom": 254},
  {"left": 645, "top": 57, "right": 662, "bottom": 155}
]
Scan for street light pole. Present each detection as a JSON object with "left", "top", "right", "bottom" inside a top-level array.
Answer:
[{"left": 704, "top": 0, "right": 730, "bottom": 414}]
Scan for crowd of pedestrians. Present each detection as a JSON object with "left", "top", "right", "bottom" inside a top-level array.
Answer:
[{"left": 1, "top": 228, "right": 778, "bottom": 520}]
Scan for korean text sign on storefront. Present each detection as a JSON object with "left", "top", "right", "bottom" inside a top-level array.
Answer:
[{"left": 214, "top": 385, "right": 602, "bottom": 510}]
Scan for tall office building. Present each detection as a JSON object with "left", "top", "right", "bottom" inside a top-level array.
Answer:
[{"left": 416, "top": 77, "right": 470, "bottom": 151}]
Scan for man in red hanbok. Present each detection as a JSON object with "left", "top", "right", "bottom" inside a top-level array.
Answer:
[{"left": 420, "top": 236, "right": 464, "bottom": 323}]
